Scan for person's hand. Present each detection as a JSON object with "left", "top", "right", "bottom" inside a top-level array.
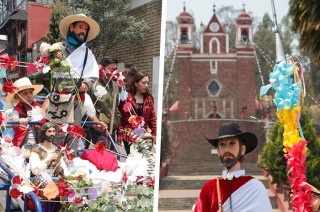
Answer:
[
  {"left": 19, "top": 118, "right": 29, "bottom": 126},
  {"left": 54, "top": 51, "right": 63, "bottom": 60},
  {"left": 301, "top": 182, "right": 320, "bottom": 211},
  {"left": 94, "top": 121, "right": 108, "bottom": 132},
  {"left": 46, "top": 152, "right": 58, "bottom": 163},
  {"left": 79, "top": 82, "right": 89, "bottom": 92}
]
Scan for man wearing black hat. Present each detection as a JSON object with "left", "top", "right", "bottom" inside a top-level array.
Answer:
[{"left": 193, "top": 123, "right": 272, "bottom": 211}]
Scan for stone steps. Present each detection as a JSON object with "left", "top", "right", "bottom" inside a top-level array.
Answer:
[{"left": 158, "top": 163, "right": 280, "bottom": 211}]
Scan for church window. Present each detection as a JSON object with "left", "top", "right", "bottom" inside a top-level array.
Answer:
[
  {"left": 241, "top": 29, "right": 248, "bottom": 44},
  {"left": 207, "top": 80, "right": 220, "bottom": 96},
  {"left": 180, "top": 29, "right": 188, "bottom": 43}
]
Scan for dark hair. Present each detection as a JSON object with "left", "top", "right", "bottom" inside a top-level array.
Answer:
[
  {"left": 100, "top": 56, "right": 118, "bottom": 67},
  {"left": 39, "top": 122, "right": 57, "bottom": 143},
  {"left": 128, "top": 71, "right": 151, "bottom": 97},
  {"left": 125, "top": 64, "right": 138, "bottom": 76}
]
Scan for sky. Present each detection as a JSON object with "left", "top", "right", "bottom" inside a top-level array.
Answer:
[{"left": 166, "top": 0, "right": 290, "bottom": 28}]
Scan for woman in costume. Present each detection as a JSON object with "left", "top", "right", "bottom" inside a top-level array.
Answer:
[{"left": 117, "top": 71, "right": 156, "bottom": 154}]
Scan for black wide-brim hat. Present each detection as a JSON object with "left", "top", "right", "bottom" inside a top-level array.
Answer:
[{"left": 206, "top": 123, "right": 258, "bottom": 154}]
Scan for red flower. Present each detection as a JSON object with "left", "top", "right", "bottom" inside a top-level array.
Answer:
[
  {"left": 2, "top": 79, "right": 18, "bottom": 94},
  {"left": 67, "top": 125, "right": 86, "bottom": 139},
  {"left": 0, "top": 53, "right": 19, "bottom": 70},
  {"left": 74, "top": 197, "right": 83, "bottom": 204},
  {"left": 99, "top": 66, "right": 104, "bottom": 77},
  {"left": 0, "top": 112, "right": 4, "bottom": 126},
  {"left": 67, "top": 154, "right": 74, "bottom": 160},
  {"left": 11, "top": 175, "right": 21, "bottom": 185},
  {"left": 42, "top": 56, "right": 49, "bottom": 64},
  {"left": 9, "top": 188, "right": 21, "bottom": 199},
  {"left": 147, "top": 177, "right": 155, "bottom": 188},
  {"left": 58, "top": 178, "right": 72, "bottom": 197},
  {"left": 27, "top": 199, "right": 35, "bottom": 210},
  {"left": 122, "top": 172, "right": 128, "bottom": 184},
  {"left": 135, "top": 176, "right": 144, "bottom": 185},
  {"left": 95, "top": 142, "right": 105, "bottom": 154}
]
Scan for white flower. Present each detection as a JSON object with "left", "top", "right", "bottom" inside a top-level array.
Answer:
[
  {"left": 39, "top": 42, "right": 51, "bottom": 57},
  {"left": 94, "top": 85, "right": 108, "bottom": 98},
  {"left": 49, "top": 43, "right": 61, "bottom": 53}
]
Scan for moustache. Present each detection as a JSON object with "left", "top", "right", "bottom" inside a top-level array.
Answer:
[{"left": 222, "top": 152, "right": 235, "bottom": 158}]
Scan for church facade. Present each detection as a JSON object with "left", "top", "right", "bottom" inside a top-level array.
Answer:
[{"left": 174, "top": 5, "right": 257, "bottom": 120}]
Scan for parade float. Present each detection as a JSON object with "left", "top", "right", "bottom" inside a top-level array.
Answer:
[{"left": 0, "top": 41, "right": 155, "bottom": 211}]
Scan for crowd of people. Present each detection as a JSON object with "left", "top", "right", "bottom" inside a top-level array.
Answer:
[
  {"left": 3, "top": 13, "right": 156, "bottom": 153},
  {"left": 0, "top": 13, "right": 157, "bottom": 210}
]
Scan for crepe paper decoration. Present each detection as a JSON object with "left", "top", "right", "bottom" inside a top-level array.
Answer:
[
  {"left": 19, "top": 185, "right": 35, "bottom": 194},
  {"left": 135, "top": 176, "right": 144, "bottom": 185},
  {"left": 98, "top": 66, "right": 104, "bottom": 77},
  {"left": 26, "top": 63, "right": 37, "bottom": 73},
  {"left": 118, "top": 79, "right": 125, "bottom": 88},
  {"left": 11, "top": 175, "right": 21, "bottom": 185},
  {"left": 59, "top": 143, "right": 74, "bottom": 160},
  {"left": 74, "top": 197, "right": 84, "bottom": 204},
  {"left": 68, "top": 188, "right": 76, "bottom": 202},
  {"left": 261, "top": 56, "right": 311, "bottom": 211},
  {"left": 27, "top": 199, "right": 35, "bottom": 210},
  {"left": 133, "top": 128, "right": 145, "bottom": 136},
  {"left": 2, "top": 78, "right": 18, "bottom": 94},
  {"left": 3, "top": 128, "right": 14, "bottom": 142},
  {"left": 0, "top": 111, "right": 4, "bottom": 124},
  {"left": 58, "top": 178, "right": 73, "bottom": 198},
  {"left": 67, "top": 125, "right": 86, "bottom": 139},
  {"left": 9, "top": 187, "right": 21, "bottom": 199},
  {"left": 122, "top": 172, "right": 128, "bottom": 184},
  {"left": 88, "top": 187, "right": 98, "bottom": 200},
  {"left": 42, "top": 183, "right": 59, "bottom": 200},
  {"left": 146, "top": 177, "right": 155, "bottom": 188},
  {"left": 123, "top": 102, "right": 133, "bottom": 112},
  {"left": 119, "top": 90, "right": 128, "bottom": 101},
  {"left": 0, "top": 53, "right": 20, "bottom": 70}
]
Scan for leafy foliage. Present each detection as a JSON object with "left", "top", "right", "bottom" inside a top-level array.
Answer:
[
  {"left": 289, "top": 0, "right": 320, "bottom": 64},
  {"left": 42, "top": 0, "right": 149, "bottom": 58},
  {"left": 258, "top": 123, "right": 288, "bottom": 185}
]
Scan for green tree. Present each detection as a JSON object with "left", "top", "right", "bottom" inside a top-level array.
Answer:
[
  {"left": 289, "top": 0, "right": 320, "bottom": 64},
  {"left": 43, "top": 0, "right": 149, "bottom": 59},
  {"left": 68, "top": 0, "right": 149, "bottom": 58},
  {"left": 259, "top": 123, "right": 288, "bottom": 185}
]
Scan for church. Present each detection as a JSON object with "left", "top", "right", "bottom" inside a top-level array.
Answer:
[{"left": 173, "top": 4, "right": 257, "bottom": 121}]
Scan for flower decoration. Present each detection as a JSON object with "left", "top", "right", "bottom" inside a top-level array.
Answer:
[
  {"left": 260, "top": 55, "right": 311, "bottom": 211},
  {"left": 122, "top": 172, "right": 128, "bottom": 184},
  {"left": 0, "top": 111, "right": 4, "bottom": 126},
  {"left": 2, "top": 79, "right": 18, "bottom": 94},
  {"left": 128, "top": 115, "right": 144, "bottom": 129},
  {"left": 9, "top": 175, "right": 22, "bottom": 199},
  {"left": 0, "top": 53, "right": 19, "bottom": 70},
  {"left": 59, "top": 143, "right": 74, "bottom": 160},
  {"left": 67, "top": 125, "right": 86, "bottom": 139},
  {"left": 39, "top": 42, "right": 51, "bottom": 57},
  {"left": 58, "top": 178, "right": 73, "bottom": 198}
]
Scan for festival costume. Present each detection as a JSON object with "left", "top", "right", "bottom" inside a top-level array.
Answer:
[
  {"left": 194, "top": 170, "right": 272, "bottom": 212},
  {"left": 12, "top": 101, "right": 41, "bottom": 147},
  {"left": 86, "top": 77, "right": 120, "bottom": 147},
  {"left": 46, "top": 41, "right": 99, "bottom": 125},
  {"left": 117, "top": 92, "right": 156, "bottom": 153}
]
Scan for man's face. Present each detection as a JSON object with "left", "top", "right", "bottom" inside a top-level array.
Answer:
[
  {"left": 45, "top": 127, "right": 56, "bottom": 142},
  {"left": 217, "top": 137, "right": 246, "bottom": 168},
  {"left": 69, "top": 21, "right": 89, "bottom": 43}
]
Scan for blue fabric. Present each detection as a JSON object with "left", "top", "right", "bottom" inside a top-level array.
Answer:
[{"left": 67, "top": 36, "right": 80, "bottom": 49}]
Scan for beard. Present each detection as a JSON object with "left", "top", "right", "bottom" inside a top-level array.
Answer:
[
  {"left": 45, "top": 135, "right": 55, "bottom": 143},
  {"left": 68, "top": 31, "right": 87, "bottom": 44},
  {"left": 219, "top": 151, "right": 243, "bottom": 169}
]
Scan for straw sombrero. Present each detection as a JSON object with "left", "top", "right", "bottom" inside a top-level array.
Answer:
[
  {"left": 4, "top": 77, "right": 43, "bottom": 103},
  {"left": 59, "top": 14, "right": 100, "bottom": 42}
]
